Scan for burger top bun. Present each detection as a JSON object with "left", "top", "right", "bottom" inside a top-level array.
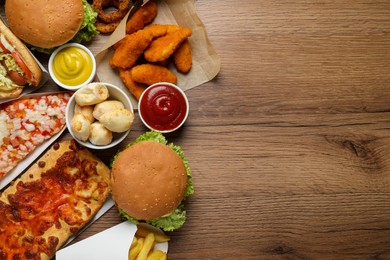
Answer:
[
  {"left": 111, "top": 141, "right": 188, "bottom": 220},
  {"left": 5, "top": 0, "right": 84, "bottom": 48}
]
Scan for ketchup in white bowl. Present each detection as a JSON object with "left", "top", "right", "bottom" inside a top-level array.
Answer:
[{"left": 138, "top": 82, "right": 189, "bottom": 133}]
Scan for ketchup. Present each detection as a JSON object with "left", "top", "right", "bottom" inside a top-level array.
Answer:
[{"left": 140, "top": 83, "right": 188, "bottom": 131}]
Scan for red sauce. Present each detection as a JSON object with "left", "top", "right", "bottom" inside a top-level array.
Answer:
[
  {"left": 0, "top": 147, "right": 106, "bottom": 259},
  {"left": 140, "top": 83, "right": 188, "bottom": 131}
]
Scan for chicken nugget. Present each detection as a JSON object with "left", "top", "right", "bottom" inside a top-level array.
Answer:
[
  {"left": 173, "top": 39, "right": 192, "bottom": 73},
  {"left": 131, "top": 64, "right": 177, "bottom": 85},
  {"left": 126, "top": 0, "right": 158, "bottom": 34},
  {"left": 110, "top": 29, "right": 153, "bottom": 69},
  {"left": 144, "top": 24, "right": 180, "bottom": 38},
  {"left": 144, "top": 27, "right": 192, "bottom": 62},
  {"left": 119, "top": 68, "right": 147, "bottom": 100}
]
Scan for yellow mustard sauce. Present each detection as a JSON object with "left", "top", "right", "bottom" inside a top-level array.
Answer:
[{"left": 52, "top": 46, "right": 93, "bottom": 86}]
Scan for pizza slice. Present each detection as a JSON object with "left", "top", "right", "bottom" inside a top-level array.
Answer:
[
  {"left": 0, "top": 140, "right": 111, "bottom": 259},
  {"left": 0, "top": 93, "right": 71, "bottom": 179}
]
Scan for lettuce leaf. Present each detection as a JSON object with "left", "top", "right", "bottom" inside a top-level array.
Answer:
[
  {"left": 113, "top": 131, "right": 194, "bottom": 231},
  {"left": 146, "top": 205, "right": 186, "bottom": 232},
  {"left": 72, "top": 0, "right": 99, "bottom": 43}
]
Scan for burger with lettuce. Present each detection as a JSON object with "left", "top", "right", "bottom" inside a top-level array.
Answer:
[
  {"left": 110, "top": 131, "right": 194, "bottom": 232},
  {"left": 5, "top": 0, "right": 99, "bottom": 54}
]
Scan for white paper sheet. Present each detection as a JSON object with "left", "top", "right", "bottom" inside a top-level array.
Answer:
[{"left": 57, "top": 221, "right": 168, "bottom": 259}]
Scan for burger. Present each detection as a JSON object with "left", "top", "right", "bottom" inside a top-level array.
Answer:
[
  {"left": 5, "top": 0, "right": 99, "bottom": 54},
  {"left": 0, "top": 19, "right": 42, "bottom": 98},
  {"left": 110, "top": 131, "right": 194, "bottom": 231}
]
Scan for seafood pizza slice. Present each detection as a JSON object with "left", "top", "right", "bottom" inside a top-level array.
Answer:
[{"left": 0, "top": 93, "right": 71, "bottom": 179}]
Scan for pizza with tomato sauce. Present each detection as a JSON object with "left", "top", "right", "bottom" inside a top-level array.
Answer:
[
  {"left": 0, "top": 140, "right": 111, "bottom": 259},
  {"left": 0, "top": 93, "right": 71, "bottom": 179}
]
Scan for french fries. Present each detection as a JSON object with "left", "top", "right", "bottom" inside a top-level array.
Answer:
[
  {"left": 135, "top": 224, "right": 170, "bottom": 243},
  {"left": 128, "top": 225, "right": 169, "bottom": 260},
  {"left": 136, "top": 233, "right": 155, "bottom": 260},
  {"left": 129, "top": 237, "right": 144, "bottom": 260}
]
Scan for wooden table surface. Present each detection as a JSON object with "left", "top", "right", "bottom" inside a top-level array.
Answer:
[{"left": 3, "top": 0, "right": 390, "bottom": 259}]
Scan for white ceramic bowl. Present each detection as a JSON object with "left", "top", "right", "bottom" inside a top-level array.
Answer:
[
  {"left": 138, "top": 82, "right": 189, "bottom": 133},
  {"left": 49, "top": 43, "right": 96, "bottom": 90},
  {"left": 66, "top": 83, "right": 134, "bottom": 150}
]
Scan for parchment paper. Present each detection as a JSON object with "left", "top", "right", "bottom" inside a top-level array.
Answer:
[{"left": 95, "top": 0, "right": 221, "bottom": 109}]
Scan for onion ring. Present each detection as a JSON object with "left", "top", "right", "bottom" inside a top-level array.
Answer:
[
  {"left": 92, "top": 0, "right": 130, "bottom": 24},
  {"left": 95, "top": 20, "right": 121, "bottom": 34}
]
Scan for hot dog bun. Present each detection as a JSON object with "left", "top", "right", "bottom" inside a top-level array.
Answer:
[
  {"left": 0, "top": 19, "right": 42, "bottom": 98},
  {"left": 0, "top": 85, "right": 22, "bottom": 99}
]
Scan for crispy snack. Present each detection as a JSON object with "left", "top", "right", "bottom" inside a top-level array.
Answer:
[
  {"left": 136, "top": 233, "right": 155, "bottom": 260},
  {"left": 144, "top": 24, "right": 180, "bottom": 38},
  {"left": 173, "top": 38, "right": 192, "bottom": 73},
  {"left": 126, "top": 0, "right": 158, "bottom": 34},
  {"left": 129, "top": 226, "right": 169, "bottom": 260},
  {"left": 92, "top": 0, "right": 130, "bottom": 23},
  {"left": 109, "top": 1, "right": 193, "bottom": 100},
  {"left": 131, "top": 64, "right": 177, "bottom": 85},
  {"left": 144, "top": 27, "right": 192, "bottom": 62},
  {"left": 135, "top": 224, "right": 170, "bottom": 243},
  {"left": 129, "top": 237, "right": 144, "bottom": 260},
  {"left": 113, "top": 24, "right": 179, "bottom": 50},
  {"left": 92, "top": 0, "right": 130, "bottom": 33},
  {"left": 119, "top": 68, "right": 148, "bottom": 100},
  {"left": 95, "top": 20, "right": 121, "bottom": 34},
  {"left": 110, "top": 29, "right": 153, "bottom": 69}
]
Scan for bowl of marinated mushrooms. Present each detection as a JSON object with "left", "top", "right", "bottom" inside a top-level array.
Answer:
[{"left": 65, "top": 82, "right": 135, "bottom": 149}]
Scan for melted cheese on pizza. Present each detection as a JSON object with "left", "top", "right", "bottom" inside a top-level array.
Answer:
[{"left": 0, "top": 144, "right": 109, "bottom": 259}]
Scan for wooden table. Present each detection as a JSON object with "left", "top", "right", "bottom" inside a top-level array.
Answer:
[{"left": 4, "top": 0, "right": 390, "bottom": 258}]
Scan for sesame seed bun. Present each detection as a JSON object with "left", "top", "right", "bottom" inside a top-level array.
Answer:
[
  {"left": 5, "top": 0, "right": 84, "bottom": 48},
  {"left": 111, "top": 141, "right": 188, "bottom": 220}
]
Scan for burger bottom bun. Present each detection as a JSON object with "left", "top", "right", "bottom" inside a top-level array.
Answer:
[{"left": 111, "top": 141, "right": 188, "bottom": 220}]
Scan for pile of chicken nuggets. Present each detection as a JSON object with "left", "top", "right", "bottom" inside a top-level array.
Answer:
[{"left": 110, "top": 0, "right": 193, "bottom": 100}]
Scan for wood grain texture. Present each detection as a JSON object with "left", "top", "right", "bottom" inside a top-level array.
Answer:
[{"left": 2, "top": 0, "right": 390, "bottom": 258}]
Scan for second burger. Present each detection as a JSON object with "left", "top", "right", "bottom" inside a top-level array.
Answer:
[{"left": 110, "top": 131, "right": 194, "bottom": 232}]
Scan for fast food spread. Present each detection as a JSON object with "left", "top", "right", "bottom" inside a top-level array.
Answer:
[
  {"left": 0, "top": 140, "right": 111, "bottom": 259},
  {"left": 0, "top": 0, "right": 219, "bottom": 257},
  {"left": 0, "top": 93, "right": 70, "bottom": 178}
]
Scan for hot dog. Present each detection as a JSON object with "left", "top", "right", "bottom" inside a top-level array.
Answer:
[{"left": 0, "top": 18, "right": 42, "bottom": 98}]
